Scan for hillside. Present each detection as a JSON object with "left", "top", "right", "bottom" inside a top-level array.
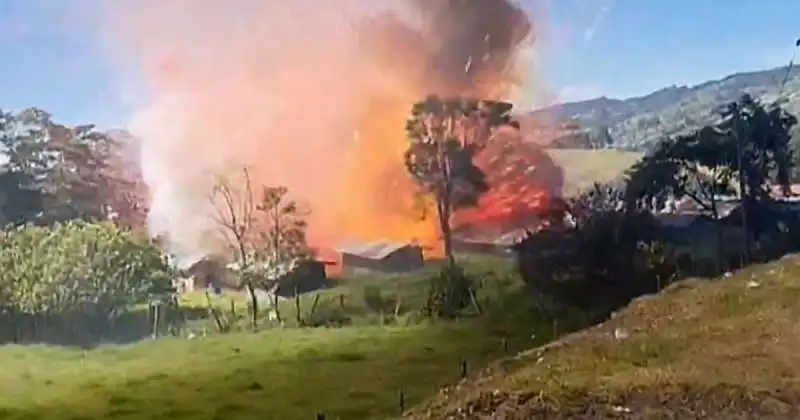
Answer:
[
  {"left": 403, "top": 255, "right": 800, "bottom": 419},
  {"left": 0, "top": 256, "right": 555, "bottom": 420},
  {"left": 550, "top": 149, "right": 642, "bottom": 195},
  {"left": 525, "top": 65, "right": 800, "bottom": 150}
]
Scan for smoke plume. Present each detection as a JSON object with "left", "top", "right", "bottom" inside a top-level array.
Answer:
[{"left": 96, "top": 0, "right": 543, "bottom": 260}]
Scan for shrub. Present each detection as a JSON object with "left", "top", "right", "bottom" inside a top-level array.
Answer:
[
  {"left": 0, "top": 220, "right": 175, "bottom": 344},
  {"left": 514, "top": 209, "right": 677, "bottom": 319},
  {"left": 421, "top": 265, "right": 479, "bottom": 319}
]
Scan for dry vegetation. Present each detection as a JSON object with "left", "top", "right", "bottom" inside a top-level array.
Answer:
[
  {"left": 403, "top": 255, "right": 800, "bottom": 419},
  {"left": 549, "top": 149, "right": 643, "bottom": 196}
]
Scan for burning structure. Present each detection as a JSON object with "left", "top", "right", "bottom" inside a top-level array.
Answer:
[
  {"left": 336, "top": 240, "right": 425, "bottom": 274},
  {"left": 97, "top": 0, "right": 563, "bottom": 259}
]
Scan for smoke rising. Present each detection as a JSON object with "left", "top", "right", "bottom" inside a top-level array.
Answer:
[{"left": 96, "top": 0, "right": 541, "bottom": 260}]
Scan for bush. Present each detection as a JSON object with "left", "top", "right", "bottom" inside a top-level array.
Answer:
[
  {"left": 421, "top": 265, "right": 479, "bottom": 319},
  {"left": 0, "top": 220, "right": 175, "bottom": 344},
  {"left": 514, "top": 210, "right": 677, "bottom": 319}
]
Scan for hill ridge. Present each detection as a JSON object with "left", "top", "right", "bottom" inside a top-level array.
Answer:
[{"left": 522, "top": 65, "right": 800, "bottom": 150}]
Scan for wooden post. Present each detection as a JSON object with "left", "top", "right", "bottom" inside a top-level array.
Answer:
[
  {"left": 294, "top": 286, "right": 301, "bottom": 326},
  {"left": 151, "top": 302, "right": 160, "bottom": 340},
  {"left": 460, "top": 359, "right": 468, "bottom": 379},
  {"left": 308, "top": 294, "right": 320, "bottom": 324},
  {"left": 399, "top": 388, "right": 405, "bottom": 413}
]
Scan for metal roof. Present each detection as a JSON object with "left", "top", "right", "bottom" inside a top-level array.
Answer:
[{"left": 334, "top": 240, "right": 419, "bottom": 260}]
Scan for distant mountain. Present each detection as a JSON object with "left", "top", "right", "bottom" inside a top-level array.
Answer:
[{"left": 520, "top": 65, "right": 800, "bottom": 151}]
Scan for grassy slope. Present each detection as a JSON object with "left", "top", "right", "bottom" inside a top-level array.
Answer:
[
  {"left": 0, "top": 256, "right": 553, "bottom": 420},
  {"left": 405, "top": 255, "right": 800, "bottom": 419},
  {"left": 549, "top": 149, "right": 643, "bottom": 196}
]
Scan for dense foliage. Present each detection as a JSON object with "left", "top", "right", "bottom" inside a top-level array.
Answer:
[
  {"left": 404, "top": 95, "right": 515, "bottom": 263},
  {"left": 515, "top": 204, "right": 675, "bottom": 319},
  {"left": 0, "top": 108, "right": 147, "bottom": 229},
  {"left": 0, "top": 221, "right": 174, "bottom": 344}
]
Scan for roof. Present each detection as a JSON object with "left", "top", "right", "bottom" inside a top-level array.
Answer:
[{"left": 334, "top": 240, "right": 420, "bottom": 260}]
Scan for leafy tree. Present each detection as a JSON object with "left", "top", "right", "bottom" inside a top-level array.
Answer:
[
  {"left": 626, "top": 127, "right": 738, "bottom": 218},
  {"left": 0, "top": 220, "right": 173, "bottom": 344},
  {"left": 626, "top": 95, "right": 796, "bottom": 218},
  {"left": 403, "top": 95, "right": 515, "bottom": 265},
  {"left": 0, "top": 109, "right": 139, "bottom": 226},
  {"left": 514, "top": 207, "right": 675, "bottom": 320}
]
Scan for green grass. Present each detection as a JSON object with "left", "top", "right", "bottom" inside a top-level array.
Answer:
[
  {"left": 0, "top": 255, "right": 553, "bottom": 420},
  {"left": 405, "top": 254, "right": 800, "bottom": 418},
  {"left": 549, "top": 149, "right": 643, "bottom": 195}
]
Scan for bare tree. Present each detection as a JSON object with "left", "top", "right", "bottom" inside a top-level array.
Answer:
[
  {"left": 209, "top": 167, "right": 311, "bottom": 330},
  {"left": 209, "top": 166, "right": 260, "bottom": 329}
]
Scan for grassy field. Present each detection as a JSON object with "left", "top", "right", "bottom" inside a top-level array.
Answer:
[
  {"left": 405, "top": 254, "right": 800, "bottom": 419},
  {"left": 549, "top": 148, "right": 643, "bottom": 196},
  {"left": 0, "top": 256, "right": 560, "bottom": 420}
]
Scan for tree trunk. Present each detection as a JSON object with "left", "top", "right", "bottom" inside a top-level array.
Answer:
[
  {"left": 438, "top": 116, "right": 456, "bottom": 269},
  {"left": 437, "top": 194, "right": 455, "bottom": 268},
  {"left": 245, "top": 280, "right": 259, "bottom": 331}
]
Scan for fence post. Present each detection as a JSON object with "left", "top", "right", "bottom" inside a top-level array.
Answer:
[
  {"left": 294, "top": 286, "right": 301, "bottom": 326},
  {"left": 399, "top": 388, "right": 405, "bottom": 413},
  {"left": 460, "top": 358, "right": 468, "bottom": 379}
]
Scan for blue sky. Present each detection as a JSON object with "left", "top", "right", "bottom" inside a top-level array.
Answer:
[
  {"left": 539, "top": 0, "right": 799, "bottom": 102},
  {"left": 0, "top": 0, "right": 797, "bottom": 128}
]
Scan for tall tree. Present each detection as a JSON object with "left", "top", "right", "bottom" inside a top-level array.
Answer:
[
  {"left": 626, "top": 94, "right": 797, "bottom": 242},
  {"left": 403, "top": 95, "right": 515, "bottom": 266},
  {"left": 0, "top": 108, "right": 136, "bottom": 225}
]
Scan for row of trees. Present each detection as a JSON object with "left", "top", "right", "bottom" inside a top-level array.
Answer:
[
  {"left": 404, "top": 91, "right": 799, "bottom": 319},
  {"left": 0, "top": 108, "right": 147, "bottom": 229},
  {"left": 514, "top": 94, "right": 800, "bottom": 319},
  {"left": 626, "top": 94, "right": 797, "bottom": 245}
]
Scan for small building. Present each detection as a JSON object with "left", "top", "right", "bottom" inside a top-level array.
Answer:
[
  {"left": 182, "top": 256, "right": 235, "bottom": 290},
  {"left": 336, "top": 240, "right": 424, "bottom": 274},
  {"left": 226, "top": 258, "right": 330, "bottom": 298}
]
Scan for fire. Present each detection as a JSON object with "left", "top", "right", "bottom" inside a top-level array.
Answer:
[
  {"left": 94, "top": 0, "right": 556, "bottom": 259},
  {"left": 453, "top": 127, "right": 565, "bottom": 234}
]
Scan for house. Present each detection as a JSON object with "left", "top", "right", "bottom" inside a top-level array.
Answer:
[
  {"left": 181, "top": 256, "right": 235, "bottom": 290},
  {"left": 181, "top": 255, "right": 329, "bottom": 298},
  {"left": 225, "top": 258, "right": 329, "bottom": 298},
  {"left": 335, "top": 240, "right": 424, "bottom": 273}
]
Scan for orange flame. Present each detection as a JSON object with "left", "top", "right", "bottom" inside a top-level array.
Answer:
[{"left": 95, "top": 0, "right": 555, "bottom": 259}]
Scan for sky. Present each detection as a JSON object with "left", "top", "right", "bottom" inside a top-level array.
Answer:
[{"left": 0, "top": 0, "right": 797, "bottom": 128}]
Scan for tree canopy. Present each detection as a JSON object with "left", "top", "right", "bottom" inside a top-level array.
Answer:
[
  {"left": 403, "top": 95, "right": 515, "bottom": 263},
  {"left": 625, "top": 94, "right": 797, "bottom": 214},
  {"left": 0, "top": 108, "right": 147, "bottom": 229}
]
